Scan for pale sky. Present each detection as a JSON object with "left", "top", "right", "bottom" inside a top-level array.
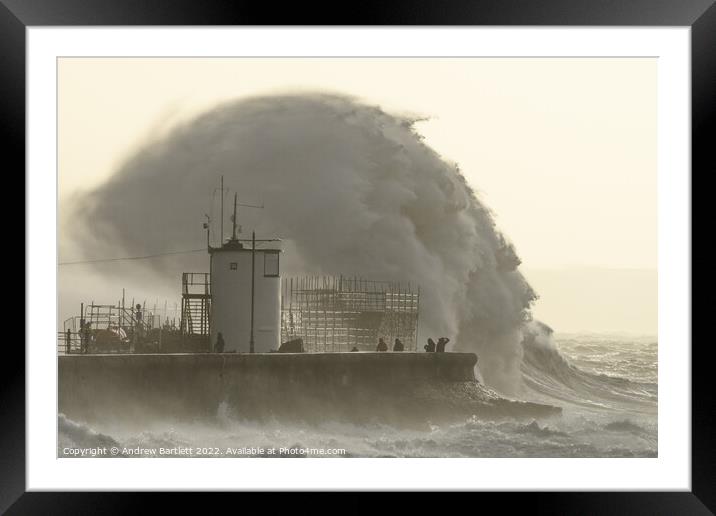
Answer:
[{"left": 58, "top": 57, "right": 657, "bottom": 333}]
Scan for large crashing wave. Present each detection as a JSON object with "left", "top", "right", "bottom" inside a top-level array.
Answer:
[{"left": 69, "top": 93, "right": 537, "bottom": 394}]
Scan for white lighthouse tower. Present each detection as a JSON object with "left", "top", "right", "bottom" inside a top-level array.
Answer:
[{"left": 209, "top": 194, "right": 281, "bottom": 353}]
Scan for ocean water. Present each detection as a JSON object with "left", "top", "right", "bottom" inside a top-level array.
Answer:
[{"left": 58, "top": 333, "right": 657, "bottom": 458}]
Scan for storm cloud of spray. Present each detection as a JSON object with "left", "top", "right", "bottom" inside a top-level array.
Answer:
[{"left": 70, "top": 94, "right": 538, "bottom": 394}]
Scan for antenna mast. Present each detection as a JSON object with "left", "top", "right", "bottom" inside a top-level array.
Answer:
[
  {"left": 231, "top": 193, "right": 238, "bottom": 241},
  {"left": 204, "top": 214, "right": 210, "bottom": 249},
  {"left": 220, "top": 175, "right": 224, "bottom": 245}
]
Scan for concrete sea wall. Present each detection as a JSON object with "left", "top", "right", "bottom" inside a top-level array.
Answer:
[{"left": 59, "top": 352, "right": 558, "bottom": 426}]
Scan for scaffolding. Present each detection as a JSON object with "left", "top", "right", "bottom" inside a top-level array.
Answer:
[
  {"left": 281, "top": 276, "right": 420, "bottom": 352},
  {"left": 57, "top": 301, "right": 178, "bottom": 355}
]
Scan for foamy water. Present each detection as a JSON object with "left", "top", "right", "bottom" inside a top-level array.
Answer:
[{"left": 59, "top": 333, "right": 657, "bottom": 458}]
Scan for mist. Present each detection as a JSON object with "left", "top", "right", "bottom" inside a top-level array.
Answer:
[{"left": 65, "top": 93, "right": 538, "bottom": 395}]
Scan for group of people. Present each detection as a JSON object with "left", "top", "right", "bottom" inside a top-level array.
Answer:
[
  {"left": 374, "top": 338, "right": 404, "bottom": 352},
  {"left": 214, "top": 332, "right": 450, "bottom": 354},
  {"left": 370, "top": 336, "right": 451, "bottom": 352},
  {"left": 424, "top": 337, "right": 450, "bottom": 353}
]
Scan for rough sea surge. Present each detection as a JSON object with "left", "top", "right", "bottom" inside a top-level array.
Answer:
[{"left": 59, "top": 331, "right": 657, "bottom": 458}]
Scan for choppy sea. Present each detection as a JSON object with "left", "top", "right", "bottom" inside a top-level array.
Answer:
[{"left": 59, "top": 333, "right": 657, "bottom": 458}]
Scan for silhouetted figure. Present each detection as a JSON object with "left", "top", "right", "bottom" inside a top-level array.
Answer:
[
  {"left": 65, "top": 329, "right": 72, "bottom": 354},
  {"left": 79, "top": 318, "right": 86, "bottom": 353},
  {"left": 350, "top": 346, "right": 359, "bottom": 352},
  {"left": 131, "top": 304, "right": 144, "bottom": 353},
  {"left": 215, "top": 332, "right": 225, "bottom": 353},
  {"left": 424, "top": 338, "right": 436, "bottom": 353},
  {"left": 376, "top": 338, "right": 388, "bottom": 352},
  {"left": 436, "top": 337, "right": 451, "bottom": 353},
  {"left": 393, "top": 338, "right": 404, "bottom": 352},
  {"left": 81, "top": 321, "right": 91, "bottom": 354}
]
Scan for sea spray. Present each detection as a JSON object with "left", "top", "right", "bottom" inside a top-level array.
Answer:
[{"left": 66, "top": 93, "right": 536, "bottom": 394}]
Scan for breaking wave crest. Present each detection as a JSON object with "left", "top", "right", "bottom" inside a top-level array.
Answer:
[
  {"left": 520, "top": 322, "right": 657, "bottom": 413},
  {"left": 58, "top": 413, "right": 120, "bottom": 452}
]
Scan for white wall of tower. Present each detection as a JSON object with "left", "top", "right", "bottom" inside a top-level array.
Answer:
[{"left": 209, "top": 248, "right": 281, "bottom": 353}]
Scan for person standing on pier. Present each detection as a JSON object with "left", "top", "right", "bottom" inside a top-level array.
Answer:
[
  {"left": 215, "top": 332, "right": 225, "bottom": 353},
  {"left": 81, "top": 321, "right": 91, "bottom": 354},
  {"left": 436, "top": 337, "right": 451, "bottom": 353},
  {"left": 376, "top": 338, "right": 388, "bottom": 352},
  {"left": 424, "top": 338, "right": 436, "bottom": 353}
]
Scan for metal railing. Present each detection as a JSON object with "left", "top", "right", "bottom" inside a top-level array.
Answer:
[
  {"left": 181, "top": 272, "right": 211, "bottom": 337},
  {"left": 59, "top": 299, "right": 182, "bottom": 355}
]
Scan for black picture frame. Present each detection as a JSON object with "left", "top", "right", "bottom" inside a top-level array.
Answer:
[{"left": 6, "top": 0, "right": 713, "bottom": 512}]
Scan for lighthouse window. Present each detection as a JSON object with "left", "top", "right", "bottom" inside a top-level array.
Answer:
[
  {"left": 230, "top": 262, "right": 237, "bottom": 270},
  {"left": 264, "top": 252, "right": 279, "bottom": 277}
]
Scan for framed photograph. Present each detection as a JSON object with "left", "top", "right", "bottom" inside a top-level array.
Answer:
[{"left": 8, "top": 0, "right": 713, "bottom": 511}]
